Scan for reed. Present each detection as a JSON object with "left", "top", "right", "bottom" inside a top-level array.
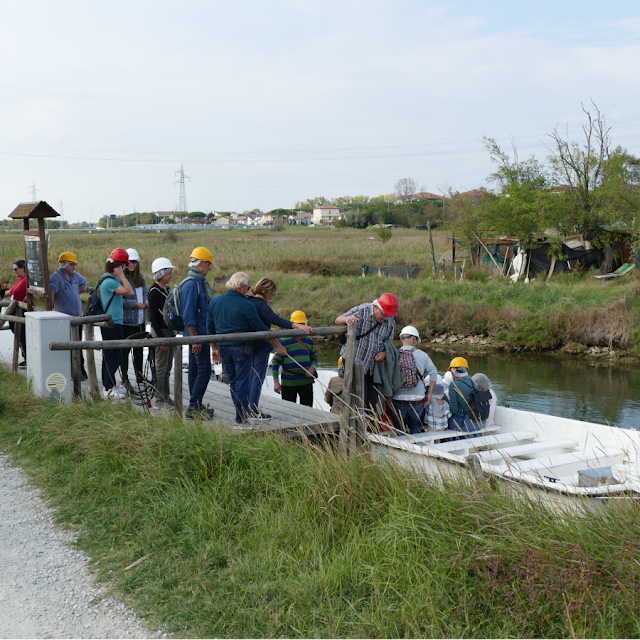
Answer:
[{"left": 0, "top": 367, "right": 638, "bottom": 638}]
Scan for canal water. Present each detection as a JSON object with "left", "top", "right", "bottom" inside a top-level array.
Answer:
[{"left": 316, "top": 344, "right": 640, "bottom": 430}]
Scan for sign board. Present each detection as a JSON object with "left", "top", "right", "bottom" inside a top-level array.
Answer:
[
  {"left": 564, "top": 234, "right": 585, "bottom": 250},
  {"left": 109, "top": 214, "right": 117, "bottom": 220},
  {"left": 24, "top": 236, "right": 45, "bottom": 289}
]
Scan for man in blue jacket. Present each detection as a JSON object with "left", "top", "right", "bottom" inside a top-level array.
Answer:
[
  {"left": 207, "top": 272, "right": 286, "bottom": 426},
  {"left": 181, "top": 247, "right": 216, "bottom": 419}
]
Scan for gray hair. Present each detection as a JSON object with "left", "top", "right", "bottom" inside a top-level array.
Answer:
[
  {"left": 472, "top": 373, "right": 492, "bottom": 390},
  {"left": 188, "top": 259, "right": 203, "bottom": 268},
  {"left": 154, "top": 267, "right": 173, "bottom": 282},
  {"left": 59, "top": 261, "right": 71, "bottom": 269},
  {"left": 226, "top": 271, "right": 250, "bottom": 290}
]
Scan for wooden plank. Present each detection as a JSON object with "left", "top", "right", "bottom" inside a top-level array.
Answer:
[
  {"left": 394, "top": 425, "right": 502, "bottom": 444},
  {"left": 12, "top": 321, "right": 21, "bottom": 373},
  {"left": 512, "top": 448, "right": 625, "bottom": 476},
  {"left": 431, "top": 430, "right": 538, "bottom": 454},
  {"left": 351, "top": 362, "right": 365, "bottom": 454},
  {"left": 339, "top": 324, "right": 357, "bottom": 455}
]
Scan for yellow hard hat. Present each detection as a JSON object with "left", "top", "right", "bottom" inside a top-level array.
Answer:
[
  {"left": 190, "top": 246, "right": 213, "bottom": 262},
  {"left": 448, "top": 356, "right": 469, "bottom": 371},
  {"left": 290, "top": 310, "right": 307, "bottom": 323},
  {"left": 59, "top": 252, "right": 77, "bottom": 263},
  {"left": 338, "top": 356, "right": 343, "bottom": 368}
]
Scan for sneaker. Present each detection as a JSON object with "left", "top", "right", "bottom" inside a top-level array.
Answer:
[
  {"left": 234, "top": 419, "right": 253, "bottom": 431},
  {"left": 250, "top": 413, "right": 271, "bottom": 422},
  {"left": 114, "top": 385, "right": 128, "bottom": 397},
  {"left": 186, "top": 406, "right": 216, "bottom": 421},
  {"left": 103, "top": 387, "right": 126, "bottom": 400},
  {"left": 18, "top": 361, "right": 27, "bottom": 368}
]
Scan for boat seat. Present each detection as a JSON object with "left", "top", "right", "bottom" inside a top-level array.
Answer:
[
  {"left": 395, "top": 425, "right": 501, "bottom": 445},
  {"left": 431, "top": 430, "right": 537, "bottom": 454},
  {"left": 475, "top": 440, "right": 578, "bottom": 465},
  {"left": 504, "top": 448, "right": 626, "bottom": 479}
]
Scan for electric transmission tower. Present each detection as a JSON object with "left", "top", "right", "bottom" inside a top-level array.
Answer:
[
  {"left": 174, "top": 165, "right": 190, "bottom": 214},
  {"left": 28, "top": 183, "right": 39, "bottom": 202}
]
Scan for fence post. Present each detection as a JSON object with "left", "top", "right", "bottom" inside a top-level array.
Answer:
[
  {"left": 427, "top": 221, "right": 437, "bottom": 275},
  {"left": 339, "top": 324, "right": 357, "bottom": 456},
  {"left": 12, "top": 322, "right": 21, "bottom": 373},
  {"left": 350, "top": 362, "right": 365, "bottom": 455},
  {"left": 173, "top": 344, "right": 183, "bottom": 420},
  {"left": 71, "top": 325, "right": 82, "bottom": 399},
  {"left": 84, "top": 323, "right": 100, "bottom": 399}
]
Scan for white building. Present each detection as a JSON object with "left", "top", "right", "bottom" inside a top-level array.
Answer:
[{"left": 312, "top": 205, "right": 340, "bottom": 225}]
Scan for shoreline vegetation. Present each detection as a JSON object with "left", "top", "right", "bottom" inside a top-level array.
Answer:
[
  {"left": 1, "top": 367, "right": 639, "bottom": 638},
  {"left": 1, "top": 227, "right": 640, "bottom": 357}
]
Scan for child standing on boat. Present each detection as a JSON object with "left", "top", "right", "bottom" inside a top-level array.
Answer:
[{"left": 423, "top": 383, "right": 451, "bottom": 430}]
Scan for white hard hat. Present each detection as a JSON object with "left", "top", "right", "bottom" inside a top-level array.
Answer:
[
  {"left": 399, "top": 325, "right": 421, "bottom": 343},
  {"left": 125, "top": 248, "right": 140, "bottom": 262},
  {"left": 151, "top": 257, "right": 175, "bottom": 274}
]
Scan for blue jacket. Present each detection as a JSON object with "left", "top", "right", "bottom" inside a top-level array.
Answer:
[
  {"left": 180, "top": 276, "right": 208, "bottom": 335},
  {"left": 246, "top": 295, "right": 293, "bottom": 352},
  {"left": 122, "top": 273, "right": 148, "bottom": 326},
  {"left": 206, "top": 290, "right": 268, "bottom": 346}
]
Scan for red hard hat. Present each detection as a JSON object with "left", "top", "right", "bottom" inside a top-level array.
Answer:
[
  {"left": 377, "top": 293, "right": 399, "bottom": 316},
  {"left": 109, "top": 248, "right": 129, "bottom": 262}
]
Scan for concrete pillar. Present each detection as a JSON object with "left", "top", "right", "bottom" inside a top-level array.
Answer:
[{"left": 26, "top": 311, "right": 71, "bottom": 402}]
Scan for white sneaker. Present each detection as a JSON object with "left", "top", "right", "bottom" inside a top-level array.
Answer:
[
  {"left": 114, "top": 385, "right": 128, "bottom": 396},
  {"left": 103, "top": 387, "right": 126, "bottom": 400}
]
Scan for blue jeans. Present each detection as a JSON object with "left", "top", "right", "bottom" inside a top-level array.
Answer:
[
  {"left": 248, "top": 347, "right": 271, "bottom": 415},
  {"left": 448, "top": 413, "right": 482, "bottom": 434},
  {"left": 188, "top": 343, "right": 211, "bottom": 409},
  {"left": 391, "top": 399, "right": 424, "bottom": 435},
  {"left": 219, "top": 344, "right": 253, "bottom": 422}
]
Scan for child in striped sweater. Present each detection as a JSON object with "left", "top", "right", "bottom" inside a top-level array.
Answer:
[{"left": 272, "top": 310, "right": 317, "bottom": 407}]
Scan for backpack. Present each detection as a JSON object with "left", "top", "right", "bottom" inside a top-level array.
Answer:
[
  {"left": 83, "top": 275, "right": 118, "bottom": 318},
  {"left": 456, "top": 378, "right": 491, "bottom": 420},
  {"left": 398, "top": 347, "right": 425, "bottom": 389},
  {"left": 162, "top": 276, "right": 201, "bottom": 332}
]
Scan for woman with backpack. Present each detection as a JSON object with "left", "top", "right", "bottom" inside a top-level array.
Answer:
[
  {"left": 391, "top": 325, "right": 438, "bottom": 435},
  {"left": 148, "top": 257, "right": 176, "bottom": 409},
  {"left": 98, "top": 248, "right": 134, "bottom": 399},
  {"left": 472, "top": 373, "right": 497, "bottom": 427},
  {"left": 120, "top": 248, "right": 149, "bottom": 385}
]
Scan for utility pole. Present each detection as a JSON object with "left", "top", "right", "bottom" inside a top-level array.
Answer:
[
  {"left": 59, "top": 200, "right": 64, "bottom": 230},
  {"left": 174, "top": 165, "right": 190, "bottom": 215}
]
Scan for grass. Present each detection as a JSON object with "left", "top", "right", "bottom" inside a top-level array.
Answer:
[
  {"left": 1, "top": 367, "right": 640, "bottom": 638},
  {"left": 2, "top": 226, "right": 640, "bottom": 350}
]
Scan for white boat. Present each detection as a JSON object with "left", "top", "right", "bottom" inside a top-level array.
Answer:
[{"left": 367, "top": 406, "right": 640, "bottom": 506}]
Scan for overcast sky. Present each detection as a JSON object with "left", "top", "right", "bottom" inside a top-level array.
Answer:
[{"left": 1, "top": 0, "right": 638, "bottom": 223}]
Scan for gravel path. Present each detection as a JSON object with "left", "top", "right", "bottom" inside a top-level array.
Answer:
[{"left": 0, "top": 454, "right": 166, "bottom": 639}]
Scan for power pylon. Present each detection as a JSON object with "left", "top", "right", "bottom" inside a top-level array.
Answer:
[
  {"left": 28, "top": 183, "right": 39, "bottom": 202},
  {"left": 174, "top": 165, "right": 190, "bottom": 214}
]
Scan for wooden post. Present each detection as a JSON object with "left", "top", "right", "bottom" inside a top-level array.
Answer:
[
  {"left": 71, "top": 325, "right": 82, "bottom": 399},
  {"left": 38, "top": 218, "right": 53, "bottom": 311},
  {"left": 84, "top": 323, "right": 100, "bottom": 399},
  {"left": 427, "top": 221, "right": 437, "bottom": 275},
  {"left": 23, "top": 219, "right": 34, "bottom": 312},
  {"left": 12, "top": 322, "right": 21, "bottom": 373},
  {"left": 452, "top": 233, "right": 456, "bottom": 264},
  {"left": 546, "top": 256, "right": 557, "bottom": 283},
  {"left": 173, "top": 344, "right": 183, "bottom": 420},
  {"left": 339, "top": 324, "right": 357, "bottom": 456},
  {"left": 350, "top": 362, "right": 365, "bottom": 454}
]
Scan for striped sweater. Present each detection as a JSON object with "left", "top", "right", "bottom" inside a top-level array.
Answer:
[{"left": 271, "top": 336, "right": 318, "bottom": 387}]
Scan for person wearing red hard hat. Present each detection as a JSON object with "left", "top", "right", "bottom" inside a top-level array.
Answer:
[
  {"left": 98, "top": 248, "right": 134, "bottom": 399},
  {"left": 335, "top": 292, "right": 398, "bottom": 413}
]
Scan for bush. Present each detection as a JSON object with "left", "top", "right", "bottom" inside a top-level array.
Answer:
[{"left": 377, "top": 228, "right": 392, "bottom": 243}]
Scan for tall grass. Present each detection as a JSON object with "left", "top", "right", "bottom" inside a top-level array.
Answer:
[{"left": 0, "top": 367, "right": 639, "bottom": 638}]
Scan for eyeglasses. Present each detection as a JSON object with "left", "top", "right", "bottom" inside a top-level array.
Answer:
[
  {"left": 128, "top": 260, "right": 139, "bottom": 264},
  {"left": 13, "top": 267, "right": 21, "bottom": 271}
]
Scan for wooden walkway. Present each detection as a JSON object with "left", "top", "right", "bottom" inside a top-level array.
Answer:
[{"left": 85, "top": 349, "right": 340, "bottom": 437}]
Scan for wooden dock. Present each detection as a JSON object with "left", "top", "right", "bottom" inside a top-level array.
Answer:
[{"left": 84, "top": 349, "right": 340, "bottom": 437}]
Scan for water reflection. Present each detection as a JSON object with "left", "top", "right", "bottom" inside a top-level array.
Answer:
[{"left": 315, "top": 345, "right": 640, "bottom": 430}]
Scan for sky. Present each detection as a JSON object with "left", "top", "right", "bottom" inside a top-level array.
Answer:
[{"left": 0, "top": 0, "right": 638, "bottom": 223}]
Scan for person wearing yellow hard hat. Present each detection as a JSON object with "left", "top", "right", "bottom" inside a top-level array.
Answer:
[
  {"left": 50, "top": 252, "right": 87, "bottom": 317},
  {"left": 272, "top": 309, "right": 317, "bottom": 408},
  {"left": 245, "top": 279, "right": 313, "bottom": 419},
  {"left": 181, "top": 247, "right": 216, "bottom": 419},
  {"left": 446, "top": 356, "right": 483, "bottom": 436}
]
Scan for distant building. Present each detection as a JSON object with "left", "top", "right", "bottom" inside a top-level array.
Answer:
[
  {"left": 396, "top": 192, "right": 445, "bottom": 204},
  {"left": 154, "top": 211, "right": 175, "bottom": 219},
  {"left": 457, "top": 189, "right": 485, "bottom": 205},
  {"left": 312, "top": 205, "right": 340, "bottom": 225},
  {"left": 290, "top": 211, "right": 313, "bottom": 225}
]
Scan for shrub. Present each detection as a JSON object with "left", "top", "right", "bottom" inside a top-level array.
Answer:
[{"left": 377, "top": 228, "right": 392, "bottom": 243}]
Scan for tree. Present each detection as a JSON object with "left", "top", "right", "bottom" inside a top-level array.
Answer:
[{"left": 394, "top": 177, "right": 418, "bottom": 203}]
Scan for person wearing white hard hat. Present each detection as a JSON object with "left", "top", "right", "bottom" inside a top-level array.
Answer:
[
  {"left": 391, "top": 325, "right": 438, "bottom": 435},
  {"left": 121, "top": 248, "right": 149, "bottom": 385},
  {"left": 148, "top": 257, "right": 177, "bottom": 408}
]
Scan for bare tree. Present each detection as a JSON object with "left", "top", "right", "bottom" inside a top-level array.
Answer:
[{"left": 394, "top": 177, "right": 418, "bottom": 203}]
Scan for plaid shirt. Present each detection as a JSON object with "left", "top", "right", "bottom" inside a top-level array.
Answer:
[
  {"left": 424, "top": 399, "right": 452, "bottom": 431},
  {"left": 339, "top": 303, "right": 395, "bottom": 375}
]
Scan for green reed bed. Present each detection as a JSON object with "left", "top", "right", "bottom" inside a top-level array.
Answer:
[{"left": 0, "top": 368, "right": 638, "bottom": 638}]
